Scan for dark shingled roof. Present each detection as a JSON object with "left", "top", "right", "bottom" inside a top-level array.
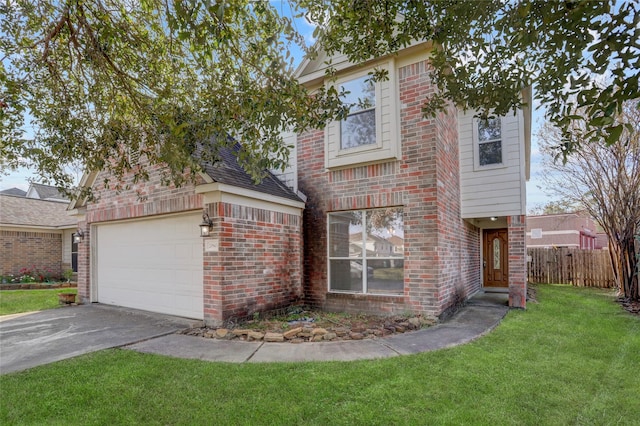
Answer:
[
  {"left": 0, "top": 188, "right": 26, "bottom": 197},
  {"left": 0, "top": 195, "right": 76, "bottom": 228},
  {"left": 30, "top": 183, "right": 68, "bottom": 201},
  {"left": 199, "top": 143, "right": 302, "bottom": 203}
]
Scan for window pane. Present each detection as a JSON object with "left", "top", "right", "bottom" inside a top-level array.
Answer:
[
  {"left": 330, "top": 259, "right": 364, "bottom": 292},
  {"left": 365, "top": 208, "right": 404, "bottom": 257},
  {"left": 341, "top": 109, "right": 376, "bottom": 149},
  {"left": 478, "top": 118, "right": 501, "bottom": 141},
  {"left": 493, "top": 238, "right": 501, "bottom": 270},
  {"left": 479, "top": 141, "right": 502, "bottom": 165},
  {"left": 329, "top": 211, "right": 362, "bottom": 257},
  {"left": 367, "top": 259, "right": 404, "bottom": 295},
  {"left": 340, "top": 76, "right": 375, "bottom": 113}
]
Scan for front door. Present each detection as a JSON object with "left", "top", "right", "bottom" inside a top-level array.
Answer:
[{"left": 483, "top": 229, "right": 509, "bottom": 288}]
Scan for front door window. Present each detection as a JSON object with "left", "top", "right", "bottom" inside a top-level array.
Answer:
[{"left": 484, "top": 229, "right": 508, "bottom": 287}]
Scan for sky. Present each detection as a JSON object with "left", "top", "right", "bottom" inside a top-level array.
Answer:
[{"left": 0, "top": 2, "right": 553, "bottom": 210}]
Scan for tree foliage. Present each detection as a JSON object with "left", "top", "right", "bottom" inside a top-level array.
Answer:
[
  {"left": 538, "top": 101, "right": 640, "bottom": 301},
  {"left": 302, "top": 0, "right": 639, "bottom": 158},
  {"left": 2, "top": 1, "right": 639, "bottom": 194},
  {"left": 527, "top": 200, "right": 582, "bottom": 216},
  {"left": 0, "top": 0, "right": 342, "bottom": 195}
]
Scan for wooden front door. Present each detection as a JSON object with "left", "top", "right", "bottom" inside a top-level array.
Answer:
[{"left": 483, "top": 229, "right": 509, "bottom": 287}]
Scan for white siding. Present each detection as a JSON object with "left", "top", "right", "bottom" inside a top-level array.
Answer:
[
  {"left": 271, "top": 131, "right": 298, "bottom": 192},
  {"left": 459, "top": 110, "right": 527, "bottom": 218}
]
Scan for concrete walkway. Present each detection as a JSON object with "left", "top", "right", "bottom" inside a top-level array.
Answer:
[{"left": 125, "top": 293, "right": 510, "bottom": 363}]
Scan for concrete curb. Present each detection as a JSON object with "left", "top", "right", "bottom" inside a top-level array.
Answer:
[{"left": 125, "top": 303, "right": 509, "bottom": 363}]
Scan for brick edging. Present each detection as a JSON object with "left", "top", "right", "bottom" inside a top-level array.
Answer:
[{"left": 0, "top": 283, "right": 78, "bottom": 291}]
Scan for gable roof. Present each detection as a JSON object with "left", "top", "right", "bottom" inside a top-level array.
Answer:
[
  {"left": 0, "top": 194, "right": 76, "bottom": 228},
  {"left": 27, "top": 183, "right": 68, "bottom": 202},
  {"left": 199, "top": 143, "right": 302, "bottom": 203},
  {"left": 0, "top": 187, "right": 26, "bottom": 197},
  {"left": 71, "top": 140, "right": 302, "bottom": 209}
]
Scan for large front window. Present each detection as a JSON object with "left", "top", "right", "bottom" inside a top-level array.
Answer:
[
  {"left": 340, "top": 76, "right": 376, "bottom": 150},
  {"left": 328, "top": 208, "right": 404, "bottom": 295}
]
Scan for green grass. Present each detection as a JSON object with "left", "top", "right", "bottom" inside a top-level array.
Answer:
[
  {"left": 1, "top": 285, "right": 639, "bottom": 425},
  {"left": 0, "top": 288, "right": 78, "bottom": 316}
]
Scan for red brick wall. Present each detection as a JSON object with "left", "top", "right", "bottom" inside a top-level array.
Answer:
[
  {"left": 203, "top": 202, "right": 303, "bottom": 325},
  {"left": 86, "top": 163, "right": 204, "bottom": 224},
  {"left": 298, "top": 59, "right": 479, "bottom": 319},
  {"left": 0, "top": 230, "right": 63, "bottom": 278},
  {"left": 76, "top": 221, "right": 91, "bottom": 303},
  {"left": 508, "top": 215, "right": 527, "bottom": 308}
]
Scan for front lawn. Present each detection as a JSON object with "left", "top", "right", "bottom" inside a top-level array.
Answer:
[
  {"left": 0, "top": 288, "right": 78, "bottom": 316},
  {"left": 1, "top": 285, "right": 639, "bottom": 425}
]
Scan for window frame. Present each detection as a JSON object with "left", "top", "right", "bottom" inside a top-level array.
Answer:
[
  {"left": 473, "top": 117, "right": 505, "bottom": 170},
  {"left": 324, "top": 60, "right": 400, "bottom": 169},
  {"left": 327, "top": 208, "right": 404, "bottom": 296}
]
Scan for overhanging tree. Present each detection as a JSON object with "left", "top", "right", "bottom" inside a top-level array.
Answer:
[
  {"left": 0, "top": 0, "right": 344, "bottom": 196},
  {"left": 538, "top": 101, "right": 640, "bottom": 301},
  {"left": 1, "top": 1, "right": 639, "bottom": 194},
  {"left": 302, "top": 0, "right": 639, "bottom": 155}
]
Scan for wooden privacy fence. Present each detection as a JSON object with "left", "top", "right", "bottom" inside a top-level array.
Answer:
[{"left": 527, "top": 248, "right": 616, "bottom": 288}]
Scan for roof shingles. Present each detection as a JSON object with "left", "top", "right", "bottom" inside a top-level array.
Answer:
[
  {"left": 0, "top": 195, "right": 76, "bottom": 228},
  {"left": 200, "top": 143, "right": 302, "bottom": 203}
]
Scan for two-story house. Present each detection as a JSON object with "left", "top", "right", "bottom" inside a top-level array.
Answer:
[
  {"left": 291, "top": 41, "right": 530, "bottom": 318},
  {"left": 71, "top": 41, "right": 530, "bottom": 325}
]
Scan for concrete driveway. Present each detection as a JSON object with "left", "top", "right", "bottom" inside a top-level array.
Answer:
[{"left": 0, "top": 304, "right": 199, "bottom": 375}]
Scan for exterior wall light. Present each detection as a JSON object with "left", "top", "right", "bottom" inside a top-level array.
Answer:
[
  {"left": 199, "top": 210, "right": 214, "bottom": 237},
  {"left": 490, "top": 217, "right": 498, "bottom": 221},
  {"left": 73, "top": 229, "right": 85, "bottom": 243}
]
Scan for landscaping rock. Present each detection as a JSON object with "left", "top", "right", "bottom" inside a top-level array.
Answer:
[
  {"left": 264, "top": 332, "right": 284, "bottom": 342},
  {"left": 408, "top": 318, "right": 422, "bottom": 328},
  {"left": 324, "top": 332, "right": 337, "bottom": 341},
  {"left": 178, "top": 308, "right": 439, "bottom": 344},
  {"left": 247, "top": 331, "right": 264, "bottom": 341},
  {"left": 283, "top": 327, "right": 302, "bottom": 339},
  {"left": 312, "top": 328, "right": 327, "bottom": 336}
]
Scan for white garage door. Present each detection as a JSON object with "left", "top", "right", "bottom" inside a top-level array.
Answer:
[{"left": 95, "top": 212, "right": 203, "bottom": 319}]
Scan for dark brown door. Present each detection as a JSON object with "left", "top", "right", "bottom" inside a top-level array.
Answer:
[{"left": 483, "top": 229, "right": 509, "bottom": 287}]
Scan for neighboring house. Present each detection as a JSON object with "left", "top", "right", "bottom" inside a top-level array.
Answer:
[
  {"left": 527, "top": 213, "right": 601, "bottom": 249},
  {"left": 0, "top": 194, "right": 77, "bottom": 278},
  {"left": 71, "top": 41, "right": 531, "bottom": 324},
  {"left": 25, "top": 183, "right": 69, "bottom": 203},
  {"left": 70, "top": 144, "right": 304, "bottom": 323},
  {"left": 0, "top": 187, "right": 26, "bottom": 197},
  {"left": 294, "top": 40, "right": 530, "bottom": 318}
]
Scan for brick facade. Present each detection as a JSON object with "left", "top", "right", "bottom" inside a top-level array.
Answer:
[
  {"left": 508, "top": 215, "right": 527, "bottom": 308},
  {"left": 77, "top": 162, "right": 303, "bottom": 322},
  {"left": 298, "top": 59, "right": 481, "bottom": 320},
  {"left": 202, "top": 202, "right": 303, "bottom": 325},
  {"left": 0, "top": 230, "right": 63, "bottom": 278}
]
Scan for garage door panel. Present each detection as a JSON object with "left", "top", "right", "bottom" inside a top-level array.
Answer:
[{"left": 96, "top": 213, "right": 203, "bottom": 319}]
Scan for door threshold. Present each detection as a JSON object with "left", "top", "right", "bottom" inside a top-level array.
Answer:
[{"left": 482, "top": 287, "right": 509, "bottom": 293}]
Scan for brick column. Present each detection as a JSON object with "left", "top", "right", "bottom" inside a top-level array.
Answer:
[
  {"left": 76, "top": 221, "right": 91, "bottom": 304},
  {"left": 202, "top": 203, "right": 223, "bottom": 326},
  {"left": 508, "top": 215, "right": 527, "bottom": 308}
]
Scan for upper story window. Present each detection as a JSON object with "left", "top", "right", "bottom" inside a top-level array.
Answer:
[
  {"left": 340, "top": 76, "right": 376, "bottom": 150},
  {"left": 476, "top": 118, "right": 503, "bottom": 167},
  {"left": 324, "top": 61, "right": 401, "bottom": 169}
]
